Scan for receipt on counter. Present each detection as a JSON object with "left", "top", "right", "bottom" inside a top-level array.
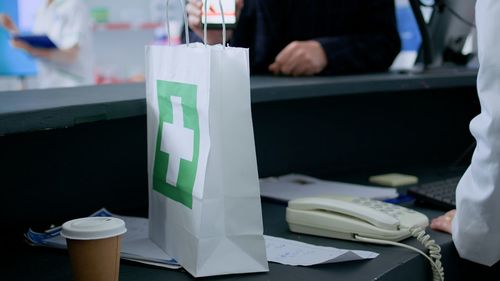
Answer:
[{"left": 264, "top": 235, "right": 378, "bottom": 266}]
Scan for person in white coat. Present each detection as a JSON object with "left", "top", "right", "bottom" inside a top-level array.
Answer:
[
  {"left": 0, "top": 0, "right": 94, "bottom": 88},
  {"left": 430, "top": 0, "right": 500, "bottom": 267}
]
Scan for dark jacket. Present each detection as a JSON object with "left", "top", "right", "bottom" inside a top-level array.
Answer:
[{"left": 229, "top": 0, "right": 401, "bottom": 75}]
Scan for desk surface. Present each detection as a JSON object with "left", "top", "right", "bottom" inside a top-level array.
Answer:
[
  {"left": 1, "top": 67, "right": 494, "bottom": 280},
  {"left": 5, "top": 199, "right": 496, "bottom": 281}
]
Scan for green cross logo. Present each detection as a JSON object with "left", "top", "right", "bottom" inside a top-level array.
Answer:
[{"left": 153, "top": 80, "right": 199, "bottom": 209}]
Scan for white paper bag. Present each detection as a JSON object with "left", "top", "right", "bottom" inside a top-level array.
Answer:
[{"left": 145, "top": 39, "right": 269, "bottom": 277}]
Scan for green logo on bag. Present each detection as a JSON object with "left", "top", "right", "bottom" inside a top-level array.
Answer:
[{"left": 153, "top": 80, "right": 199, "bottom": 209}]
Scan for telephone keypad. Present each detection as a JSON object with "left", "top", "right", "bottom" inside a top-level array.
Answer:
[{"left": 346, "top": 197, "right": 415, "bottom": 220}]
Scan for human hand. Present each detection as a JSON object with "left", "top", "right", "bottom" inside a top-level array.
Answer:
[
  {"left": 186, "top": 0, "right": 244, "bottom": 45},
  {"left": 11, "top": 39, "right": 33, "bottom": 53},
  {"left": 0, "top": 14, "right": 18, "bottom": 33},
  {"left": 269, "top": 40, "right": 328, "bottom": 76},
  {"left": 12, "top": 39, "right": 55, "bottom": 60},
  {"left": 430, "top": 209, "right": 456, "bottom": 234}
]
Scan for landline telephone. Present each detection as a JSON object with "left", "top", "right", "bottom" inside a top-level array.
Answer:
[
  {"left": 286, "top": 196, "right": 445, "bottom": 281},
  {"left": 286, "top": 196, "right": 428, "bottom": 241}
]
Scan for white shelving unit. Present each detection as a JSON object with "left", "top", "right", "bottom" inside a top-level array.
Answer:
[{"left": 85, "top": 0, "right": 185, "bottom": 84}]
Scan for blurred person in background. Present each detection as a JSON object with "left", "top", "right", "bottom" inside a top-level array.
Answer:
[
  {"left": 0, "top": 0, "right": 94, "bottom": 88},
  {"left": 187, "top": 0, "right": 400, "bottom": 76}
]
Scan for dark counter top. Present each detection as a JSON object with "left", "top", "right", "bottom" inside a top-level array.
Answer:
[{"left": 0, "top": 67, "right": 477, "bottom": 135}]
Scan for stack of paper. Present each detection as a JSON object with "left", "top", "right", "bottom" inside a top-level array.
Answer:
[
  {"left": 260, "top": 174, "right": 398, "bottom": 202},
  {"left": 26, "top": 208, "right": 181, "bottom": 269}
]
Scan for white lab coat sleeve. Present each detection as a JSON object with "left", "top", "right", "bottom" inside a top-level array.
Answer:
[
  {"left": 452, "top": 0, "right": 500, "bottom": 267},
  {"left": 54, "top": 0, "right": 91, "bottom": 50}
]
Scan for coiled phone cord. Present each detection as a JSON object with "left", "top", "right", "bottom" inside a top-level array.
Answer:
[{"left": 355, "top": 226, "right": 444, "bottom": 281}]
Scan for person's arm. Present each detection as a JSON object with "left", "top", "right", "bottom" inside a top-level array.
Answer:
[
  {"left": 432, "top": 0, "right": 500, "bottom": 267},
  {"left": 11, "top": 39, "right": 79, "bottom": 63},
  {"left": 315, "top": 0, "right": 400, "bottom": 75},
  {"left": 1, "top": 12, "right": 80, "bottom": 64},
  {"left": 0, "top": 14, "right": 18, "bottom": 33},
  {"left": 268, "top": 40, "right": 327, "bottom": 76},
  {"left": 268, "top": 0, "right": 400, "bottom": 76},
  {"left": 451, "top": 0, "right": 500, "bottom": 267}
]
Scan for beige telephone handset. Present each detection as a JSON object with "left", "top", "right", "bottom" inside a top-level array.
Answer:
[
  {"left": 286, "top": 196, "right": 444, "bottom": 281},
  {"left": 286, "top": 196, "right": 429, "bottom": 242}
]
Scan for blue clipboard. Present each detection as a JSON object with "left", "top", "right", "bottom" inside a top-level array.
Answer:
[{"left": 13, "top": 34, "right": 58, "bottom": 49}]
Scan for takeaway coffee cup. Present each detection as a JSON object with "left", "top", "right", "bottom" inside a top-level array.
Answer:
[{"left": 61, "top": 217, "right": 127, "bottom": 281}]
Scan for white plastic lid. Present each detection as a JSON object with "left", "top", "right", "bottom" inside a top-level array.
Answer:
[{"left": 61, "top": 217, "right": 127, "bottom": 240}]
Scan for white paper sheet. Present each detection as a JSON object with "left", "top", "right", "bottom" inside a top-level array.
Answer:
[
  {"left": 260, "top": 174, "right": 398, "bottom": 202},
  {"left": 264, "top": 235, "right": 378, "bottom": 266}
]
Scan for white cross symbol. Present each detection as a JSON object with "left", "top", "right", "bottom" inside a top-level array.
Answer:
[{"left": 160, "top": 96, "right": 194, "bottom": 187}]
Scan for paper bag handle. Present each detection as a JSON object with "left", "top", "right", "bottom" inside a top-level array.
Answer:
[
  {"left": 165, "top": 0, "right": 227, "bottom": 47},
  {"left": 165, "top": 0, "right": 190, "bottom": 45},
  {"left": 203, "top": 0, "right": 227, "bottom": 47}
]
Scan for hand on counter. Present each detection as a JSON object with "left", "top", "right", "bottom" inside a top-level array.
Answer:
[
  {"left": 269, "top": 40, "right": 327, "bottom": 77},
  {"left": 430, "top": 209, "right": 456, "bottom": 234}
]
